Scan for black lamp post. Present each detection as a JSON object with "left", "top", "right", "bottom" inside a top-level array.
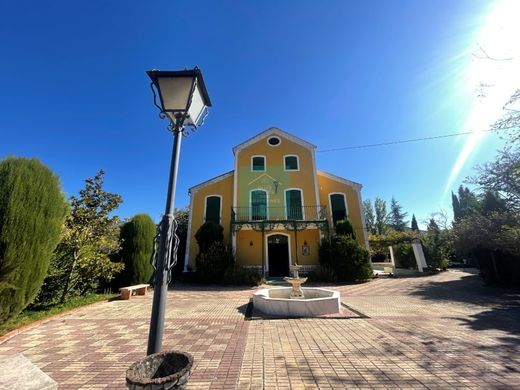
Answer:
[{"left": 146, "top": 67, "right": 211, "bottom": 355}]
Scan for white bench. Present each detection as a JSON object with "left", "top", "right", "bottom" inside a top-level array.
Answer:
[{"left": 119, "top": 284, "right": 149, "bottom": 300}]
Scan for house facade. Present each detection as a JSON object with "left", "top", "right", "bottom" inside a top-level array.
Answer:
[{"left": 184, "top": 127, "right": 368, "bottom": 277}]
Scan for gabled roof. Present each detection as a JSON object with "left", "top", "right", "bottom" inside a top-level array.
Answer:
[
  {"left": 232, "top": 127, "right": 316, "bottom": 155},
  {"left": 317, "top": 170, "right": 363, "bottom": 190},
  {"left": 188, "top": 170, "right": 234, "bottom": 194}
]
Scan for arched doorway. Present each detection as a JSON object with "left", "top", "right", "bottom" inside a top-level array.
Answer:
[{"left": 267, "top": 234, "right": 290, "bottom": 277}]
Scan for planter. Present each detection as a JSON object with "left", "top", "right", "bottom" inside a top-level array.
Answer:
[{"left": 126, "top": 351, "right": 193, "bottom": 390}]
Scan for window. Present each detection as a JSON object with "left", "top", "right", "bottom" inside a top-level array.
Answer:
[
  {"left": 267, "top": 136, "right": 281, "bottom": 146},
  {"left": 330, "top": 193, "right": 347, "bottom": 226},
  {"left": 284, "top": 155, "right": 299, "bottom": 171},
  {"left": 285, "top": 189, "right": 303, "bottom": 220},
  {"left": 251, "top": 190, "right": 267, "bottom": 220},
  {"left": 251, "top": 156, "right": 265, "bottom": 171},
  {"left": 204, "top": 195, "right": 221, "bottom": 224}
]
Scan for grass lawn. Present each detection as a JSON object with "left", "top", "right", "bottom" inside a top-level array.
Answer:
[{"left": 0, "top": 293, "right": 117, "bottom": 337}]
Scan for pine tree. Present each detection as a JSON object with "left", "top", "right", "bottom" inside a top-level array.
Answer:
[
  {"left": 119, "top": 214, "right": 156, "bottom": 286},
  {"left": 374, "top": 197, "right": 389, "bottom": 235},
  {"left": 362, "top": 199, "right": 376, "bottom": 234},
  {"left": 411, "top": 214, "right": 419, "bottom": 231},
  {"left": 452, "top": 191, "right": 461, "bottom": 221},
  {"left": 0, "top": 158, "right": 68, "bottom": 323},
  {"left": 389, "top": 197, "right": 408, "bottom": 231}
]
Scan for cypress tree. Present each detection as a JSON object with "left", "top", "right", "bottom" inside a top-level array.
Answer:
[
  {"left": 0, "top": 157, "right": 68, "bottom": 323},
  {"left": 119, "top": 214, "right": 156, "bottom": 285},
  {"left": 411, "top": 214, "right": 419, "bottom": 231}
]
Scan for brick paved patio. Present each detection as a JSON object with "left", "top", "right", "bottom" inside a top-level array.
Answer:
[{"left": 1, "top": 269, "right": 519, "bottom": 389}]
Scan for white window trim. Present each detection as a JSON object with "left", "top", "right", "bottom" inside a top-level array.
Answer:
[
  {"left": 283, "top": 154, "right": 300, "bottom": 172},
  {"left": 265, "top": 232, "right": 291, "bottom": 274},
  {"left": 251, "top": 155, "right": 266, "bottom": 172},
  {"left": 328, "top": 192, "right": 348, "bottom": 225},
  {"left": 284, "top": 188, "right": 305, "bottom": 220},
  {"left": 249, "top": 189, "right": 269, "bottom": 220},
  {"left": 203, "top": 194, "right": 222, "bottom": 224},
  {"left": 267, "top": 135, "right": 281, "bottom": 147}
]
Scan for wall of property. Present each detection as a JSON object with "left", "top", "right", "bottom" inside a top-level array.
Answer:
[
  {"left": 187, "top": 174, "right": 234, "bottom": 270},
  {"left": 317, "top": 173, "right": 367, "bottom": 248}
]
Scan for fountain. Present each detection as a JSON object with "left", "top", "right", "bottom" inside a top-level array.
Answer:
[{"left": 253, "top": 264, "right": 341, "bottom": 317}]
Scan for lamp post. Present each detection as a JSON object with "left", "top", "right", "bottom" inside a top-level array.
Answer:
[{"left": 146, "top": 67, "right": 212, "bottom": 355}]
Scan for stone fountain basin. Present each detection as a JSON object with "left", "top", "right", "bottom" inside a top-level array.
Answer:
[{"left": 253, "top": 287, "right": 341, "bottom": 317}]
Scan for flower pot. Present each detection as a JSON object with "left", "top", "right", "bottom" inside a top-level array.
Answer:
[{"left": 126, "top": 351, "right": 193, "bottom": 390}]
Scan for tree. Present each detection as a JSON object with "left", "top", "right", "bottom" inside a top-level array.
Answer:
[
  {"left": 335, "top": 218, "right": 356, "bottom": 239},
  {"left": 319, "top": 236, "right": 372, "bottom": 282},
  {"left": 45, "top": 170, "right": 124, "bottom": 303},
  {"left": 119, "top": 214, "right": 156, "bottom": 286},
  {"left": 171, "top": 208, "right": 189, "bottom": 277},
  {"left": 389, "top": 197, "right": 408, "bottom": 231},
  {"left": 362, "top": 199, "right": 376, "bottom": 234},
  {"left": 0, "top": 158, "right": 68, "bottom": 323},
  {"left": 411, "top": 214, "right": 419, "bottom": 231},
  {"left": 452, "top": 191, "right": 461, "bottom": 221},
  {"left": 374, "top": 197, "right": 389, "bottom": 235}
]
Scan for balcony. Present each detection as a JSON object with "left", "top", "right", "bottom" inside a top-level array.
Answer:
[{"left": 231, "top": 205, "right": 328, "bottom": 224}]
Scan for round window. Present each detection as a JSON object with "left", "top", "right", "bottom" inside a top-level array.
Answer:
[{"left": 267, "top": 136, "right": 281, "bottom": 146}]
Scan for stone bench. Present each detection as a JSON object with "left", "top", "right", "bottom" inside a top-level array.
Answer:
[{"left": 119, "top": 284, "right": 150, "bottom": 300}]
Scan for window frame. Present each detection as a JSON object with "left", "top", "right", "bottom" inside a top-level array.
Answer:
[
  {"left": 283, "top": 154, "right": 300, "bottom": 171},
  {"left": 203, "top": 194, "right": 222, "bottom": 224},
  {"left": 251, "top": 155, "right": 266, "bottom": 172},
  {"left": 284, "top": 188, "right": 305, "bottom": 220},
  {"left": 267, "top": 136, "right": 281, "bottom": 147},
  {"left": 249, "top": 189, "right": 269, "bottom": 221},
  {"left": 328, "top": 192, "right": 348, "bottom": 226}
]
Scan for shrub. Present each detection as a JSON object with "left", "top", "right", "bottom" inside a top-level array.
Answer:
[
  {"left": 222, "top": 266, "right": 264, "bottom": 286},
  {"left": 0, "top": 157, "right": 68, "bottom": 323},
  {"left": 319, "top": 236, "right": 372, "bottom": 282},
  {"left": 195, "top": 222, "right": 224, "bottom": 253},
  {"left": 393, "top": 243, "right": 416, "bottom": 269},
  {"left": 119, "top": 214, "right": 156, "bottom": 286},
  {"left": 306, "top": 266, "right": 336, "bottom": 283},
  {"left": 195, "top": 242, "right": 228, "bottom": 283},
  {"left": 335, "top": 218, "right": 356, "bottom": 239}
]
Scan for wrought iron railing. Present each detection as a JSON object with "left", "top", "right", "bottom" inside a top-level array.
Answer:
[{"left": 231, "top": 205, "right": 327, "bottom": 223}]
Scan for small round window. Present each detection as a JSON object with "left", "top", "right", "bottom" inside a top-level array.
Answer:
[{"left": 267, "top": 136, "right": 281, "bottom": 146}]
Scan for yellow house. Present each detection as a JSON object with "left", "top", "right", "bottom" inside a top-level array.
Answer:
[{"left": 184, "top": 127, "right": 368, "bottom": 276}]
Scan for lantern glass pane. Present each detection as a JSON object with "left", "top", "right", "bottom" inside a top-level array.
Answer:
[
  {"left": 186, "top": 84, "right": 206, "bottom": 126},
  {"left": 157, "top": 76, "right": 192, "bottom": 111}
]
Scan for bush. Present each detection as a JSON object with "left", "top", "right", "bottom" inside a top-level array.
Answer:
[
  {"left": 0, "top": 157, "right": 68, "bottom": 323},
  {"left": 195, "top": 222, "right": 224, "bottom": 253},
  {"left": 393, "top": 243, "right": 416, "bottom": 269},
  {"left": 195, "top": 242, "right": 228, "bottom": 283},
  {"left": 119, "top": 214, "right": 156, "bottom": 286},
  {"left": 222, "top": 266, "right": 264, "bottom": 286},
  {"left": 319, "top": 236, "right": 372, "bottom": 282},
  {"left": 306, "top": 266, "right": 336, "bottom": 283},
  {"left": 335, "top": 218, "right": 356, "bottom": 239}
]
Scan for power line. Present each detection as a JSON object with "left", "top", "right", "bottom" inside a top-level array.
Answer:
[{"left": 316, "top": 127, "right": 508, "bottom": 153}]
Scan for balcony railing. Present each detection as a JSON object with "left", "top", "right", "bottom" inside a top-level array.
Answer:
[{"left": 231, "top": 205, "right": 327, "bottom": 223}]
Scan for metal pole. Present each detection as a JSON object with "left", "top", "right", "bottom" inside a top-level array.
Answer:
[{"left": 147, "top": 123, "right": 183, "bottom": 355}]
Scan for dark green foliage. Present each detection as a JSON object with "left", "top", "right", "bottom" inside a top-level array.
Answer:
[
  {"left": 335, "top": 218, "right": 356, "bottom": 239},
  {"left": 451, "top": 191, "right": 461, "bottom": 221},
  {"left": 171, "top": 208, "right": 189, "bottom": 278},
  {"left": 374, "top": 197, "right": 389, "bottom": 235},
  {"left": 119, "top": 214, "right": 156, "bottom": 286},
  {"left": 195, "top": 222, "right": 224, "bottom": 253},
  {"left": 393, "top": 243, "right": 416, "bottom": 269},
  {"left": 195, "top": 242, "right": 228, "bottom": 283},
  {"left": 362, "top": 199, "right": 376, "bottom": 234},
  {"left": 319, "top": 236, "right": 372, "bottom": 282},
  {"left": 422, "top": 219, "right": 449, "bottom": 269},
  {"left": 0, "top": 157, "right": 68, "bottom": 323},
  {"left": 411, "top": 214, "right": 419, "bottom": 231},
  {"left": 389, "top": 197, "right": 408, "bottom": 231},
  {"left": 222, "top": 265, "right": 263, "bottom": 286}
]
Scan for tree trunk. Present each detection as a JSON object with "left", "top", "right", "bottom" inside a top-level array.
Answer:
[{"left": 60, "top": 251, "right": 78, "bottom": 304}]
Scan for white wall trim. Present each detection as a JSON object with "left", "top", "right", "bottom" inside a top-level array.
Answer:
[
  {"left": 355, "top": 187, "right": 370, "bottom": 250},
  {"left": 184, "top": 190, "right": 195, "bottom": 272},
  {"left": 189, "top": 170, "right": 234, "bottom": 193},
  {"left": 265, "top": 232, "right": 292, "bottom": 274},
  {"left": 203, "top": 194, "right": 223, "bottom": 224},
  {"left": 232, "top": 127, "right": 316, "bottom": 155},
  {"left": 283, "top": 154, "right": 300, "bottom": 172},
  {"left": 317, "top": 170, "right": 362, "bottom": 190}
]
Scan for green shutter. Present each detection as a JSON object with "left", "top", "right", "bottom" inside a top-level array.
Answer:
[
  {"left": 284, "top": 156, "right": 298, "bottom": 170},
  {"left": 205, "top": 196, "right": 221, "bottom": 224},
  {"left": 286, "top": 190, "right": 303, "bottom": 219},
  {"left": 330, "top": 194, "right": 346, "bottom": 226},
  {"left": 251, "top": 190, "right": 267, "bottom": 220}
]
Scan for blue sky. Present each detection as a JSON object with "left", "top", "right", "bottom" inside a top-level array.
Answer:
[{"left": 1, "top": 0, "right": 516, "bottom": 227}]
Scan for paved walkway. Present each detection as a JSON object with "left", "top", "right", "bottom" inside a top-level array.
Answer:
[{"left": 1, "top": 269, "right": 519, "bottom": 389}]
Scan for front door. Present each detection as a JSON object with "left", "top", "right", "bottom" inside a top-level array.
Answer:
[{"left": 267, "top": 234, "right": 290, "bottom": 277}]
